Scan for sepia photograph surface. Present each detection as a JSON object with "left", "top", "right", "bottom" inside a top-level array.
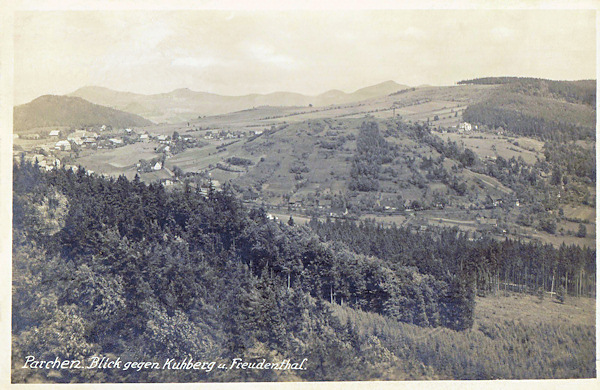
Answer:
[{"left": 5, "top": 1, "right": 598, "bottom": 386}]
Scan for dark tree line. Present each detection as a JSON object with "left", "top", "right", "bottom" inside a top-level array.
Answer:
[
  {"left": 458, "top": 77, "right": 595, "bottom": 107},
  {"left": 463, "top": 104, "right": 594, "bottom": 141},
  {"left": 460, "top": 78, "right": 595, "bottom": 141},
  {"left": 309, "top": 218, "right": 595, "bottom": 299}
]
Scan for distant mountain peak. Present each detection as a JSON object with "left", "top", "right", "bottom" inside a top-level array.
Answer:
[
  {"left": 318, "top": 89, "right": 346, "bottom": 97},
  {"left": 65, "top": 80, "right": 412, "bottom": 122}
]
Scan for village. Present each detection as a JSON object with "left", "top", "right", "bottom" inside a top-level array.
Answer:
[{"left": 13, "top": 123, "right": 266, "bottom": 175}]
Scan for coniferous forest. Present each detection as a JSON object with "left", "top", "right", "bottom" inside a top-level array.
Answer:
[
  {"left": 12, "top": 160, "right": 596, "bottom": 382},
  {"left": 460, "top": 78, "right": 596, "bottom": 141}
]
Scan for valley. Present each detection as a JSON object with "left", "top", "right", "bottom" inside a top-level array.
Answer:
[
  {"left": 13, "top": 80, "right": 596, "bottom": 249},
  {"left": 10, "top": 7, "right": 597, "bottom": 384}
]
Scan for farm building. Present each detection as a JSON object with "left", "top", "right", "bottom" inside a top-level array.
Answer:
[
  {"left": 68, "top": 137, "right": 83, "bottom": 145},
  {"left": 49, "top": 130, "right": 61, "bottom": 137},
  {"left": 458, "top": 122, "right": 472, "bottom": 132},
  {"left": 70, "top": 131, "right": 98, "bottom": 144},
  {"left": 55, "top": 140, "right": 71, "bottom": 151}
]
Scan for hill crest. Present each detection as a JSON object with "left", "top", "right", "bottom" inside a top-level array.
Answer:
[
  {"left": 68, "top": 81, "right": 411, "bottom": 123},
  {"left": 14, "top": 95, "right": 153, "bottom": 132}
]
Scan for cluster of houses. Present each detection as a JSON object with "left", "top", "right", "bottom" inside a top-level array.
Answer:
[
  {"left": 34, "top": 126, "right": 267, "bottom": 154},
  {"left": 44, "top": 127, "right": 156, "bottom": 151},
  {"left": 64, "top": 130, "right": 99, "bottom": 150},
  {"left": 203, "top": 129, "right": 263, "bottom": 140},
  {"left": 21, "top": 154, "right": 62, "bottom": 171},
  {"left": 19, "top": 153, "right": 95, "bottom": 175},
  {"left": 436, "top": 122, "right": 476, "bottom": 135}
]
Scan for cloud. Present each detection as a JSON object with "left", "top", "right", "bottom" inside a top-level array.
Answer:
[{"left": 244, "top": 43, "right": 298, "bottom": 68}]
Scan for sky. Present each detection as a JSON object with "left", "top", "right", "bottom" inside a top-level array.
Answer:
[{"left": 13, "top": 8, "right": 597, "bottom": 105}]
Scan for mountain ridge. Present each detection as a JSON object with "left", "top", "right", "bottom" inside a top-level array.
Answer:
[{"left": 67, "top": 81, "right": 410, "bottom": 123}]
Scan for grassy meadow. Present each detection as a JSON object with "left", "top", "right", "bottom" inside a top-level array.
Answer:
[{"left": 330, "top": 293, "right": 595, "bottom": 380}]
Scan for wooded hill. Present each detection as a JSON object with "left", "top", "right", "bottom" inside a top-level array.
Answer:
[
  {"left": 12, "top": 160, "right": 595, "bottom": 382},
  {"left": 13, "top": 95, "right": 153, "bottom": 132},
  {"left": 459, "top": 78, "right": 596, "bottom": 141}
]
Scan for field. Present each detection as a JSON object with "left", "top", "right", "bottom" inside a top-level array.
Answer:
[
  {"left": 438, "top": 131, "right": 543, "bottom": 165},
  {"left": 331, "top": 293, "right": 596, "bottom": 380},
  {"left": 55, "top": 112, "right": 596, "bottom": 250},
  {"left": 475, "top": 293, "right": 595, "bottom": 328},
  {"left": 76, "top": 142, "right": 158, "bottom": 179},
  {"left": 164, "top": 144, "right": 222, "bottom": 173}
]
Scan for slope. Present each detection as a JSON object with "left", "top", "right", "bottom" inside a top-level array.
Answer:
[
  {"left": 13, "top": 95, "right": 153, "bottom": 132},
  {"left": 460, "top": 78, "right": 596, "bottom": 141}
]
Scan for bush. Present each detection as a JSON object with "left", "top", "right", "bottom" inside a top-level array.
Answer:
[
  {"left": 226, "top": 157, "right": 253, "bottom": 166},
  {"left": 556, "top": 286, "right": 566, "bottom": 303},
  {"left": 539, "top": 218, "right": 557, "bottom": 234},
  {"left": 537, "top": 287, "right": 544, "bottom": 303},
  {"left": 576, "top": 223, "right": 587, "bottom": 238}
]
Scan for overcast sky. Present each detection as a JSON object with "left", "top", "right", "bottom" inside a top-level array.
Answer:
[{"left": 13, "top": 9, "right": 596, "bottom": 105}]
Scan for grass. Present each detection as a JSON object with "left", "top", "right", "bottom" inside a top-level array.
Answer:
[
  {"left": 75, "top": 143, "right": 158, "bottom": 176},
  {"left": 439, "top": 131, "right": 542, "bottom": 165},
  {"left": 562, "top": 205, "right": 596, "bottom": 222},
  {"left": 474, "top": 293, "right": 594, "bottom": 328},
  {"left": 330, "top": 293, "right": 595, "bottom": 379}
]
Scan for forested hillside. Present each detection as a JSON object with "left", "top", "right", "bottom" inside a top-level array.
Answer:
[
  {"left": 459, "top": 78, "right": 595, "bottom": 141},
  {"left": 458, "top": 77, "right": 595, "bottom": 106},
  {"left": 310, "top": 219, "right": 595, "bottom": 298},
  {"left": 12, "top": 160, "right": 596, "bottom": 382}
]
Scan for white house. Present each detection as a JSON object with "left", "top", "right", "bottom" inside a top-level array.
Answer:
[
  {"left": 49, "top": 130, "right": 61, "bottom": 137},
  {"left": 55, "top": 140, "right": 71, "bottom": 151},
  {"left": 153, "top": 161, "right": 162, "bottom": 171},
  {"left": 458, "top": 122, "right": 472, "bottom": 132}
]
